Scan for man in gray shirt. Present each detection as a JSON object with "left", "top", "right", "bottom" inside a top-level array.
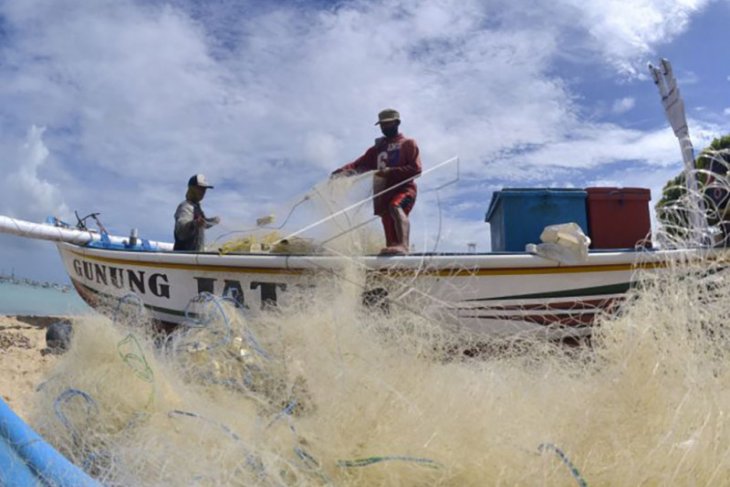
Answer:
[{"left": 174, "top": 174, "right": 220, "bottom": 251}]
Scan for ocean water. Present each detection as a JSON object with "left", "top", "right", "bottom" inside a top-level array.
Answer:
[{"left": 0, "top": 281, "right": 90, "bottom": 316}]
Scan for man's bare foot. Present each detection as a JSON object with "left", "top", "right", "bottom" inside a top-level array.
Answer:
[{"left": 378, "top": 245, "right": 408, "bottom": 256}]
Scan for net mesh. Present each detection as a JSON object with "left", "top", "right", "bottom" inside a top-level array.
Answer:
[
  {"left": 211, "top": 173, "right": 386, "bottom": 256},
  {"left": 16, "top": 244, "right": 730, "bottom": 485},
  {"left": 8, "top": 161, "right": 730, "bottom": 485}
]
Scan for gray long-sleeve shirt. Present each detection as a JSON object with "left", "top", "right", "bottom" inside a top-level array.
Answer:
[{"left": 174, "top": 200, "right": 215, "bottom": 251}]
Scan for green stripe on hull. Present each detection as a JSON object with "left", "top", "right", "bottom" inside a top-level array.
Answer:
[{"left": 463, "top": 282, "right": 632, "bottom": 302}]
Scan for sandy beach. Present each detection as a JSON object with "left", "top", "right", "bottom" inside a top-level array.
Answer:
[{"left": 0, "top": 315, "right": 64, "bottom": 422}]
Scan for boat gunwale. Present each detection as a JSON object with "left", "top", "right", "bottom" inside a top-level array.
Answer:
[{"left": 56, "top": 242, "right": 711, "bottom": 275}]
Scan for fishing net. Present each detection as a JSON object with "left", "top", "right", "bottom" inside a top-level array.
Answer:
[
  {"left": 210, "top": 171, "right": 393, "bottom": 256},
  {"left": 27, "top": 267, "right": 461, "bottom": 486},
  {"left": 656, "top": 148, "right": 730, "bottom": 248},
  {"left": 215, "top": 231, "right": 324, "bottom": 255},
  {"left": 21, "top": 242, "right": 730, "bottom": 485},
  {"left": 13, "top": 149, "right": 730, "bottom": 484}
]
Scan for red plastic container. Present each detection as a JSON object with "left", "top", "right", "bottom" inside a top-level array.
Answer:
[{"left": 585, "top": 187, "right": 652, "bottom": 249}]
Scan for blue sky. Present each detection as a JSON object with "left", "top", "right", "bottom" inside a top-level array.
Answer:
[{"left": 0, "top": 0, "right": 729, "bottom": 283}]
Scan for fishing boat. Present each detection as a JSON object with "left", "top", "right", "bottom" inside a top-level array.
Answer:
[
  {"left": 0, "top": 59, "right": 718, "bottom": 340},
  {"left": 1, "top": 212, "right": 720, "bottom": 340}
]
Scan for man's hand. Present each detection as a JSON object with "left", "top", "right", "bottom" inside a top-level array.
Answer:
[
  {"left": 208, "top": 216, "right": 221, "bottom": 225},
  {"left": 330, "top": 168, "right": 355, "bottom": 179},
  {"left": 375, "top": 167, "right": 391, "bottom": 177}
]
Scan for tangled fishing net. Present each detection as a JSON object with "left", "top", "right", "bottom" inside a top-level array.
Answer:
[
  {"left": 19, "top": 150, "right": 730, "bottom": 485},
  {"left": 29, "top": 269, "right": 462, "bottom": 486},
  {"left": 210, "top": 172, "right": 387, "bottom": 256},
  {"left": 24, "top": 223, "right": 730, "bottom": 486},
  {"left": 657, "top": 148, "right": 730, "bottom": 248},
  {"left": 216, "top": 231, "right": 323, "bottom": 255}
]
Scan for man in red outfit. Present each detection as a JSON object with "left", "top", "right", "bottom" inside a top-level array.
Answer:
[{"left": 331, "top": 108, "right": 422, "bottom": 255}]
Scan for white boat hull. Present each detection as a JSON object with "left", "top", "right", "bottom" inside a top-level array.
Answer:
[{"left": 55, "top": 241, "right": 701, "bottom": 339}]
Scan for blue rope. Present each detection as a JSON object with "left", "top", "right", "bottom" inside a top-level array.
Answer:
[
  {"left": 337, "top": 455, "right": 442, "bottom": 469},
  {"left": 54, "top": 389, "right": 110, "bottom": 472},
  {"left": 294, "top": 446, "right": 334, "bottom": 484},
  {"left": 180, "top": 293, "right": 233, "bottom": 351},
  {"left": 262, "top": 399, "right": 335, "bottom": 483},
  {"left": 221, "top": 291, "right": 246, "bottom": 309},
  {"left": 266, "top": 399, "right": 298, "bottom": 429},
  {"left": 222, "top": 293, "right": 269, "bottom": 358},
  {"left": 242, "top": 327, "right": 271, "bottom": 360},
  {"left": 218, "top": 293, "right": 271, "bottom": 360},
  {"left": 53, "top": 389, "right": 99, "bottom": 444},
  {"left": 180, "top": 292, "right": 272, "bottom": 361},
  {"left": 294, "top": 447, "right": 319, "bottom": 469},
  {"left": 182, "top": 293, "right": 213, "bottom": 328},
  {"left": 167, "top": 409, "right": 265, "bottom": 477},
  {"left": 538, "top": 443, "right": 588, "bottom": 487}
]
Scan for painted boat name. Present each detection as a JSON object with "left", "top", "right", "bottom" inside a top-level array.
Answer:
[{"left": 72, "top": 259, "right": 287, "bottom": 307}]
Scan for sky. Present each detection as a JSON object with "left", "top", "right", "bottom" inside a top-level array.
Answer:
[{"left": 1, "top": 0, "right": 729, "bottom": 283}]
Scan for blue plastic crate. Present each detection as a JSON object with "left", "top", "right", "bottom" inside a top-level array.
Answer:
[{"left": 485, "top": 188, "right": 588, "bottom": 252}]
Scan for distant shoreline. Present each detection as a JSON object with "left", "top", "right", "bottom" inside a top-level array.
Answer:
[{"left": 0, "top": 275, "right": 72, "bottom": 293}]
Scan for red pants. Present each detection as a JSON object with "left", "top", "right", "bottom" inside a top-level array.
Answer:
[{"left": 381, "top": 192, "right": 415, "bottom": 247}]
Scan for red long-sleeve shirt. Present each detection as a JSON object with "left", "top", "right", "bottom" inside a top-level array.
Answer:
[{"left": 336, "top": 133, "right": 422, "bottom": 216}]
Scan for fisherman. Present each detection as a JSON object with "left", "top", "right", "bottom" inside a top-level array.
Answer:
[
  {"left": 173, "top": 174, "right": 220, "bottom": 251},
  {"left": 331, "top": 108, "right": 422, "bottom": 255}
]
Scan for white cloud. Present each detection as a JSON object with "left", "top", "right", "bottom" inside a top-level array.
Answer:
[
  {"left": 724, "top": 108, "right": 730, "bottom": 116},
  {"left": 0, "top": 0, "right": 577, "bottom": 207},
  {"left": 555, "top": 0, "right": 710, "bottom": 76},
  {"left": 612, "top": 97, "right": 636, "bottom": 114},
  {"left": 491, "top": 118, "right": 726, "bottom": 172},
  {"left": 1, "top": 0, "right": 703, "bottom": 189},
  {"left": 0, "top": 0, "right": 721, "bottom": 280},
  {"left": 0, "top": 126, "right": 69, "bottom": 220}
]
